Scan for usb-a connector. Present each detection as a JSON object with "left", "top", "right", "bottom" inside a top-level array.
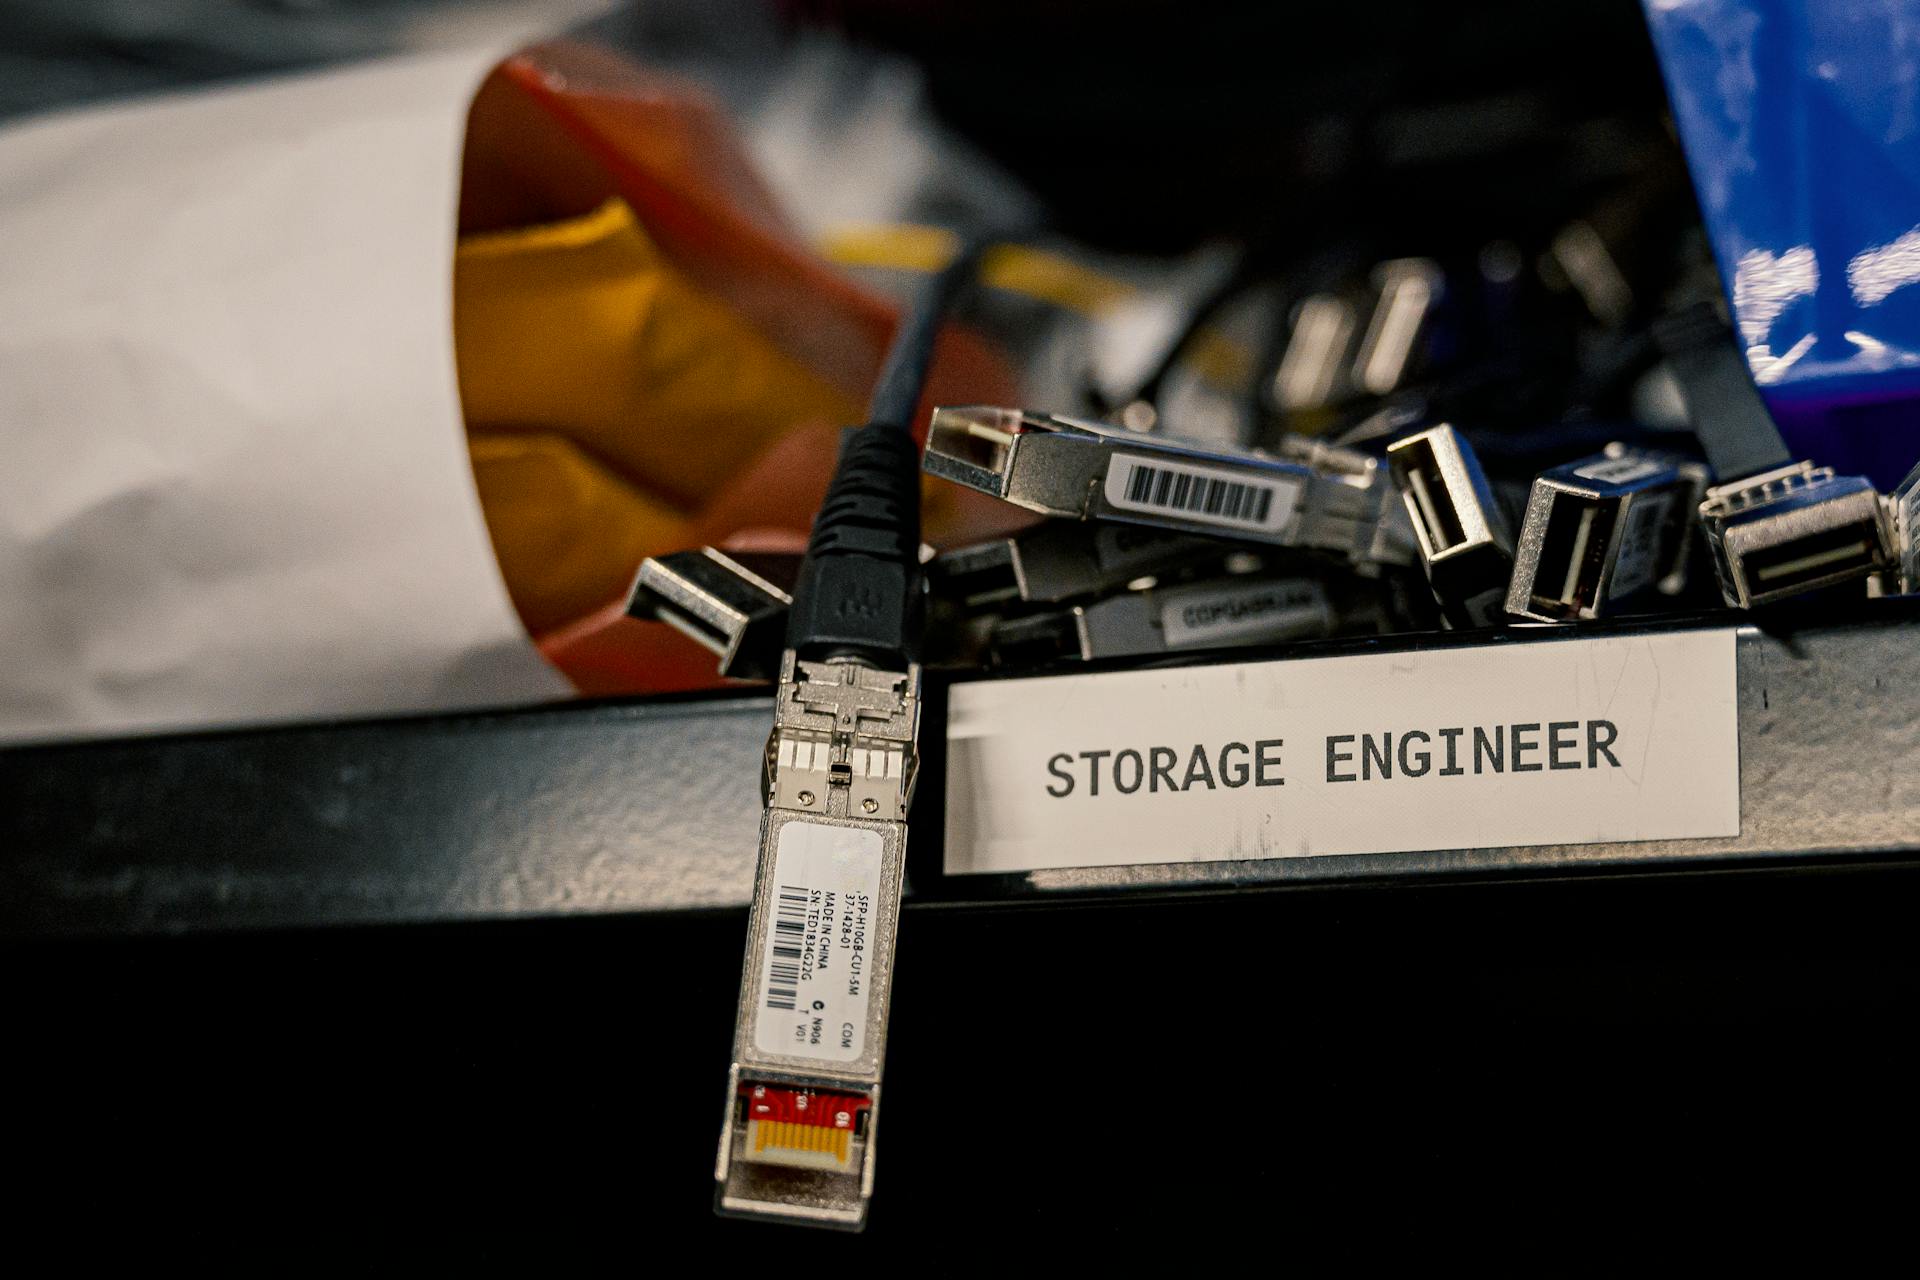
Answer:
[
  {"left": 1698, "top": 461, "right": 1893, "bottom": 607},
  {"left": 628, "top": 548, "right": 797, "bottom": 680},
  {"left": 716, "top": 654, "right": 918, "bottom": 1230},
  {"left": 1506, "top": 445, "right": 1706, "bottom": 622},
  {"left": 1385, "top": 425, "right": 1513, "bottom": 627},
  {"left": 1893, "top": 461, "right": 1920, "bottom": 595}
]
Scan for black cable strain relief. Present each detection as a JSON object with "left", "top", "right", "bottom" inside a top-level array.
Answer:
[
  {"left": 784, "top": 426, "right": 926, "bottom": 663},
  {"left": 805, "top": 427, "right": 921, "bottom": 564}
]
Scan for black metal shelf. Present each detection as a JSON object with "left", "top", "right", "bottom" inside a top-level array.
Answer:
[{"left": 5, "top": 601, "right": 1917, "bottom": 938}]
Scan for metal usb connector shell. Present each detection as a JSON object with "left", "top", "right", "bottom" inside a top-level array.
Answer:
[
  {"left": 716, "top": 653, "right": 918, "bottom": 1230},
  {"left": 628, "top": 548, "right": 797, "bottom": 680},
  {"left": 924, "top": 406, "right": 1413, "bottom": 570},
  {"left": 1506, "top": 445, "right": 1707, "bottom": 622},
  {"left": 986, "top": 567, "right": 1421, "bottom": 665},
  {"left": 989, "top": 574, "right": 1333, "bottom": 663},
  {"left": 1385, "top": 424, "right": 1513, "bottom": 628},
  {"left": 1352, "top": 258, "right": 1443, "bottom": 397},
  {"left": 1892, "top": 460, "right": 1920, "bottom": 595},
  {"left": 1697, "top": 461, "right": 1894, "bottom": 608},
  {"left": 929, "top": 521, "right": 1222, "bottom": 607}
]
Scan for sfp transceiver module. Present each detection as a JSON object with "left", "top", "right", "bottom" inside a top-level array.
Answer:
[
  {"left": 923, "top": 405, "right": 1411, "bottom": 569},
  {"left": 1506, "top": 445, "right": 1706, "bottom": 622}
]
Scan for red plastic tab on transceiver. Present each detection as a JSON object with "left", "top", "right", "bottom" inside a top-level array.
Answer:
[{"left": 739, "top": 1084, "right": 872, "bottom": 1172}]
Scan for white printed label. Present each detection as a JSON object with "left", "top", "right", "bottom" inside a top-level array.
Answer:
[
  {"left": 944, "top": 629, "right": 1739, "bottom": 874},
  {"left": 1573, "top": 454, "right": 1669, "bottom": 486},
  {"left": 1159, "top": 577, "right": 1330, "bottom": 648},
  {"left": 1105, "top": 453, "right": 1300, "bottom": 534},
  {"left": 754, "top": 822, "right": 883, "bottom": 1062}
]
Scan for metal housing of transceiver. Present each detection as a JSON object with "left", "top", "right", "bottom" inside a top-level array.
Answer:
[
  {"left": 1893, "top": 461, "right": 1920, "bottom": 594},
  {"left": 1698, "top": 461, "right": 1893, "bottom": 608},
  {"left": 983, "top": 566, "right": 1425, "bottom": 665},
  {"left": 716, "top": 654, "right": 917, "bottom": 1229},
  {"left": 628, "top": 548, "right": 798, "bottom": 680},
  {"left": 1506, "top": 445, "right": 1707, "bottom": 622},
  {"left": 1385, "top": 424, "right": 1513, "bottom": 628},
  {"left": 928, "top": 521, "right": 1222, "bottom": 607},
  {"left": 923, "top": 405, "right": 1412, "bottom": 569},
  {"left": 986, "top": 573, "right": 1333, "bottom": 663}
]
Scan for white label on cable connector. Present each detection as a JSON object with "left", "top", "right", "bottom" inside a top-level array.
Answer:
[
  {"left": 1573, "top": 454, "right": 1669, "bottom": 486},
  {"left": 1159, "top": 577, "right": 1331, "bottom": 648},
  {"left": 754, "top": 821, "right": 883, "bottom": 1062},
  {"left": 943, "top": 629, "right": 1739, "bottom": 874},
  {"left": 1105, "top": 453, "right": 1300, "bottom": 534}
]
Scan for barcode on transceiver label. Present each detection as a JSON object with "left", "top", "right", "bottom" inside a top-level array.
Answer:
[
  {"left": 763, "top": 886, "right": 809, "bottom": 1011},
  {"left": 1104, "top": 453, "right": 1299, "bottom": 534},
  {"left": 753, "top": 821, "right": 884, "bottom": 1063}
]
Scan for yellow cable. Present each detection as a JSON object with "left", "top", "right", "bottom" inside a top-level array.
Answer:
[{"left": 819, "top": 223, "right": 1138, "bottom": 317}]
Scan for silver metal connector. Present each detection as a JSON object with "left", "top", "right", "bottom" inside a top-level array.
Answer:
[
  {"left": 983, "top": 564, "right": 1419, "bottom": 666},
  {"left": 1892, "top": 460, "right": 1920, "bottom": 595},
  {"left": 1352, "top": 258, "right": 1443, "bottom": 396},
  {"left": 994, "top": 574, "right": 1335, "bottom": 663},
  {"left": 929, "top": 521, "right": 1221, "bottom": 607},
  {"left": 1272, "top": 293, "right": 1361, "bottom": 411},
  {"left": 716, "top": 653, "right": 919, "bottom": 1230},
  {"left": 628, "top": 548, "right": 797, "bottom": 680},
  {"left": 923, "top": 406, "right": 1413, "bottom": 570},
  {"left": 1385, "top": 424, "right": 1513, "bottom": 628},
  {"left": 1697, "top": 461, "right": 1894, "bottom": 608},
  {"left": 1506, "top": 444, "right": 1707, "bottom": 622}
]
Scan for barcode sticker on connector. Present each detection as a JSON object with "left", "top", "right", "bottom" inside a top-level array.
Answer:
[
  {"left": 943, "top": 628, "right": 1739, "bottom": 874},
  {"left": 1105, "top": 453, "right": 1299, "bottom": 534},
  {"left": 754, "top": 821, "right": 883, "bottom": 1063}
]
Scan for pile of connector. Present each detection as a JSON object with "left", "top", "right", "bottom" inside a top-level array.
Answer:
[
  {"left": 915, "top": 404, "right": 1914, "bottom": 671},
  {"left": 634, "top": 290, "right": 1918, "bottom": 684},
  {"left": 634, "top": 406, "right": 1916, "bottom": 682}
]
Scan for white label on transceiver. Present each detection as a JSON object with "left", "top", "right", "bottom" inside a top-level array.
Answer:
[
  {"left": 1159, "top": 577, "right": 1330, "bottom": 648},
  {"left": 754, "top": 822, "right": 883, "bottom": 1062},
  {"left": 1104, "top": 453, "right": 1300, "bottom": 534},
  {"left": 1573, "top": 454, "right": 1669, "bottom": 486},
  {"left": 943, "top": 629, "right": 1738, "bottom": 874}
]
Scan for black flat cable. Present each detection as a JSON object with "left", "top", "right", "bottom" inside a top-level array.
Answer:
[
  {"left": 1112, "top": 252, "right": 1258, "bottom": 415},
  {"left": 1654, "top": 303, "right": 1793, "bottom": 483},
  {"left": 865, "top": 233, "right": 996, "bottom": 433},
  {"left": 783, "top": 233, "right": 997, "bottom": 667}
]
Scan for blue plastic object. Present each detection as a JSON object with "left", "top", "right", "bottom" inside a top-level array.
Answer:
[{"left": 1643, "top": 0, "right": 1920, "bottom": 485}]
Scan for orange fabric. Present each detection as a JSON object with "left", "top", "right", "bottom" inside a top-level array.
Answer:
[
  {"left": 454, "top": 43, "right": 1025, "bottom": 693},
  {"left": 457, "top": 198, "right": 858, "bottom": 508},
  {"left": 467, "top": 431, "right": 691, "bottom": 637}
]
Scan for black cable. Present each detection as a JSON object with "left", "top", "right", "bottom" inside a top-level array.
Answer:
[
  {"left": 784, "top": 233, "right": 997, "bottom": 665},
  {"left": 1114, "top": 252, "right": 1257, "bottom": 414},
  {"left": 1654, "top": 303, "right": 1791, "bottom": 481},
  {"left": 865, "top": 232, "right": 996, "bottom": 433}
]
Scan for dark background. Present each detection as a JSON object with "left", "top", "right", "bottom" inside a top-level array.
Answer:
[{"left": 13, "top": 862, "right": 1917, "bottom": 1254}]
